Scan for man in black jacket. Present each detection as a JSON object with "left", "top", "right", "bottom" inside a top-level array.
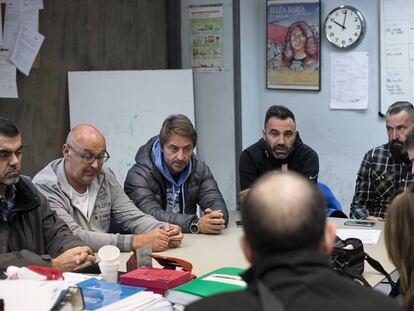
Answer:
[
  {"left": 0, "top": 118, "right": 95, "bottom": 271},
  {"left": 187, "top": 172, "right": 400, "bottom": 311},
  {"left": 125, "top": 114, "right": 228, "bottom": 234},
  {"left": 239, "top": 105, "right": 318, "bottom": 203}
]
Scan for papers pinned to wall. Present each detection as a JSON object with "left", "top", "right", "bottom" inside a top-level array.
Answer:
[
  {"left": 9, "top": 23, "right": 44, "bottom": 76},
  {"left": 0, "top": 0, "right": 44, "bottom": 98},
  {"left": 330, "top": 51, "right": 369, "bottom": 110},
  {"left": 0, "top": 51, "right": 18, "bottom": 98}
]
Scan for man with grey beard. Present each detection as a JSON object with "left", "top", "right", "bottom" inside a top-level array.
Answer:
[{"left": 351, "top": 101, "right": 414, "bottom": 220}]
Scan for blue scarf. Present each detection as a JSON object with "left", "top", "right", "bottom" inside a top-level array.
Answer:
[{"left": 151, "top": 138, "right": 192, "bottom": 214}]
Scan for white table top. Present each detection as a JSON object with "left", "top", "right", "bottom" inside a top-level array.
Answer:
[{"left": 120, "top": 212, "right": 395, "bottom": 288}]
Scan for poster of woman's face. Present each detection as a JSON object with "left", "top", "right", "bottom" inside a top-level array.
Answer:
[{"left": 267, "top": 0, "right": 320, "bottom": 90}]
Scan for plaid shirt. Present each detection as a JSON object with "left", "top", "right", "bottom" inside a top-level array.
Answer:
[
  {"left": 350, "top": 143, "right": 413, "bottom": 219},
  {"left": 0, "top": 185, "right": 16, "bottom": 222}
]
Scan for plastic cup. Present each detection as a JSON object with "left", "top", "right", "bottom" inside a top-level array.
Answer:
[
  {"left": 98, "top": 245, "right": 120, "bottom": 264},
  {"left": 99, "top": 260, "right": 119, "bottom": 283}
]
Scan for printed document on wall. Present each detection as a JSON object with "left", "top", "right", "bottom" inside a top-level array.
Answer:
[
  {"left": 0, "top": 5, "right": 3, "bottom": 47},
  {"left": 20, "top": 0, "right": 43, "bottom": 12},
  {"left": 189, "top": 3, "right": 224, "bottom": 72},
  {"left": 9, "top": 23, "right": 44, "bottom": 76},
  {"left": 0, "top": 51, "right": 18, "bottom": 98},
  {"left": 3, "top": 1, "right": 39, "bottom": 50},
  {"left": 330, "top": 51, "right": 369, "bottom": 110}
]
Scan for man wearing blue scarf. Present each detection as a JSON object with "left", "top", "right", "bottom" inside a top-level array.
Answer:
[{"left": 125, "top": 115, "right": 228, "bottom": 234}]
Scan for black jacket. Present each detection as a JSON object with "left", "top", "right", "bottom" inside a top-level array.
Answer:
[
  {"left": 239, "top": 134, "right": 319, "bottom": 190},
  {"left": 187, "top": 250, "right": 401, "bottom": 311},
  {"left": 0, "top": 176, "right": 85, "bottom": 269},
  {"left": 124, "top": 137, "right": 228, "bottom": 233}
]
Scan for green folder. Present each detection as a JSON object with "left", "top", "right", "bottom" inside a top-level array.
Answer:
[{"left": 165, "top": 267, "right": 246, "bottom": 306}]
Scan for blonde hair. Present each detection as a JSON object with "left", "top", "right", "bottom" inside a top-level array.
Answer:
[{"left": 385, "top": 185, "right": 414, "bottom": 308}]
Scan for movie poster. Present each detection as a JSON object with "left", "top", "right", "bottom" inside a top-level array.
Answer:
[{"left": 267, "top": 0, "right": 320, "bottom": 90}]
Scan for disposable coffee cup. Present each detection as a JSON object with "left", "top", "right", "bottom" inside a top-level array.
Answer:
[
  {"left": 98, "top": 245, "right": 120, "bottom": 264},
  {"left": 99, "top": 260, "right": 119, "bottom": 283}
]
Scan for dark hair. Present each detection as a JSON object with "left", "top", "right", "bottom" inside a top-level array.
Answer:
[
  {"left": 386, "top": 101, "right": 414, "bottom": 121},
  {"left": 0, "top": 118, "right": 19, "bottom": 137},
  {"left": 264, "top": 105, "right": 296, "bottom": 128},
  {"left": 241, "top": 172, "right": 326, "bottom": 256},
  {"left": 283, "top": 21, "right": 318, "bottom": 66},
  {"left": 159, "top": 114, "right": 197, "bottom": 147}
]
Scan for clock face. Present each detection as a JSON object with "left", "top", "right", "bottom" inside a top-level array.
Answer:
[{"left": 324, "top": 6, "right": 365, "bottom": 48}]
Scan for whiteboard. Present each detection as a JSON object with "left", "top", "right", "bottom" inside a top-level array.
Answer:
[
  {"left": 380, "top": 0, "right": 414, "bottom": 114},
  {"left": 68, "top": 70, "right": 195, "bottom": 183}
]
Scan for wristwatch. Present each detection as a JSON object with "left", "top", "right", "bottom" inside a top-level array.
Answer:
[{"left": 189, "top": 220, "right": 200, "bottom": 234}]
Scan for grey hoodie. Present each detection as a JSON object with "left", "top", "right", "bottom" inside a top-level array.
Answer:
[{"left": 33, "top": 158, "right": 162, "bottom": 252}]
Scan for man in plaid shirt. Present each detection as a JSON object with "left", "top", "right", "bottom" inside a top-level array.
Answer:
[{"left": 351, "top": 101, "right": 414, "bottom": 220}]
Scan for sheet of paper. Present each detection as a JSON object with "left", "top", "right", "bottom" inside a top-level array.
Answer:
[
  {"left": 330, "top": 51, "right": 369, "bottom": 110},
  {"left": 0, "top": 51, "right": 18, "bottom": 98},
  {"left": 9, "top": 23, "right": 44, "bottom": 76},
  {"left": 3, "top": 1, "right": 39, "bottom": 49},
  {"left": 336, "top": 229, "right": 382, "bottom": 245},
  {"left": 0, "top": 5, "right": 3, "bottom": 47},
  {"left": 62, "top": 272, "right": 102, "bottom": 284},
  {"left": 0, "top": 280, "right": 70, "bottom": 311},
  {"left": 20, "top": 0, "right": 43, "bottom": 12},
  {"left": 98, "top": 291, "right": 172, "bottom": 311}
]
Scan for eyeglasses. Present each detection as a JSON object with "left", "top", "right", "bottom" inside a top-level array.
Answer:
[{"left": 67, "top": 144, "right": 110, "bottom": 164}]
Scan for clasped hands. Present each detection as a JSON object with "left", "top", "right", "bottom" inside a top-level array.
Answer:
[
  {"left": 133, "top": 223, "right": 183, "bottom": 252},
  {"left": 198, "top": 208, "right": 226, "bottom": 234},
  {"left": 51, "top": 246, "right": 96, "bottom": 272}
]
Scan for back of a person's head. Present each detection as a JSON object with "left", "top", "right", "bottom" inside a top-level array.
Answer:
[
  {"left": 241, "top": 171, "right": 326, "bottom": 256},
  {"left": 386, "top": 185, "right": 414, "bottom": 307},
  {"left": 264, "top": 105, "right": 295, "bottom": 127},
  {"left": 0, "top": 118, "right": 19, "bottom": 137},
  {"left": 406, "top": 127, "right": 414, "bottom": 150}
]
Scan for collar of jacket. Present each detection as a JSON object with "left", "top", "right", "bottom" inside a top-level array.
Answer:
[
  {"left": 259, "top": 132, "right": 303, "bottom": 160},
  {"left": 9, "top": 176, "right": 40, "bottom": 215},
  {"left": 242, "top": 249, "right": 330, "bottom": 285}
]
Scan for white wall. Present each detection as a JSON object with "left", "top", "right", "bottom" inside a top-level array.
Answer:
[
  {"left": 181, "top": 0, "right": 237, "bottom": 210},
  {"left": 240, "top": 0, "right": 385, "bottom": 215}
]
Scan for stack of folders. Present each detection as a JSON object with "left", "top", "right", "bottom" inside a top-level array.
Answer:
[
  {"left": 76, "top": 277, "right": 172, "bottom": 311},
  {"left": 165, "top": 267, "right": 246, "bottom": 308}
]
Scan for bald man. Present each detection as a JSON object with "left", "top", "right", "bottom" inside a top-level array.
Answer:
[
  {"left": 187, "top": 172, "right": 399, "bottom": 311},
  {"left": 33, "top": 124, "right": 183, "bottom": 252}
]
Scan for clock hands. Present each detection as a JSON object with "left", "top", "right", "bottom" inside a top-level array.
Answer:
[
  {"left": 333, "top": 20, "right": 345, "bottom": 30},
  {"left": 341, "top": 10, "right": 348, "bottom": 29}
]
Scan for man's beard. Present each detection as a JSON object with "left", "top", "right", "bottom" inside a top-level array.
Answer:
[
  {"left": 389, "top": 139, "right": 406, "bottom": 162},
  {"left": 267, "top": 142, "right": 291, "bottom": 159}
]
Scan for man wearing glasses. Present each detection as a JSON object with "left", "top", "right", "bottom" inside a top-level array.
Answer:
[
  {"left": 33, "top": 124, "right": 183, "bottom": 252},
  {"left": 0, "top": 118, "right": 95, "bottom": 271},
  {"left": 351, "top": 101, "right": 414, "bottom": 220}
]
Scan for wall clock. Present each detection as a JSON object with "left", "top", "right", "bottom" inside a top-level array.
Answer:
[{"left": 324, "top": 6, "right": 365, "bottom": 49}]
